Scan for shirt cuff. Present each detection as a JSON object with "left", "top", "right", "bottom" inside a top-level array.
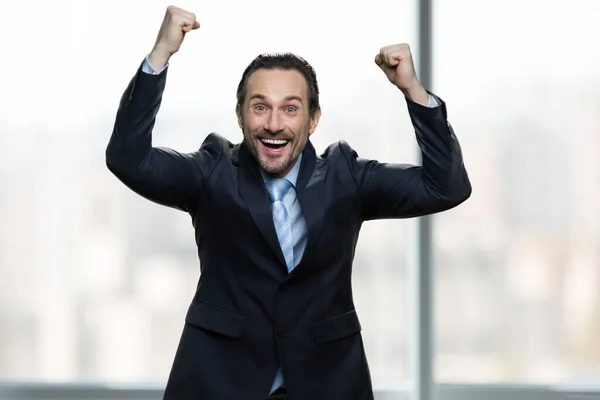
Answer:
[{"left": 142, "top": 55, "right": 169, "bottom": 75}]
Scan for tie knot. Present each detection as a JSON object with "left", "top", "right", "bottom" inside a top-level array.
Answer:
[{"left": 266, "top": 178, "right": 292, "bottom": 202}]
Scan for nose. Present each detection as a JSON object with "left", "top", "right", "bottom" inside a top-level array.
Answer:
[{"left": 264, "top": 110, "right": 284, "bottom": 134}]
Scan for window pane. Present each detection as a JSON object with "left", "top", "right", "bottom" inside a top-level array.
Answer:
[
  {"left": 0, "top": 0, "right": 417, "bottom": 385},
  {"left": 433, "top": 0, "right": 600, "bottom": 384}
]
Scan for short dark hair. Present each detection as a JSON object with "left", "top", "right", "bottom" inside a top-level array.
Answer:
[{"left": 236, "top": 53, "right": 320, "bottom": 117}]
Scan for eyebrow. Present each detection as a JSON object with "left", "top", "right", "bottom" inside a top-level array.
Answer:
[{"left": 249, "top": 94, "right": 304, "bottom": 104}]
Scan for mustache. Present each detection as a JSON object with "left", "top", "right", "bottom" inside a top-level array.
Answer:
[{"left": 253, "top": 131, "right": 292, "bottom": 140}]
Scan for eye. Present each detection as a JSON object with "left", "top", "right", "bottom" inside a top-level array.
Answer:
[
  {"left": 285, "top": 106, "right": 297, "bottom": 113},
  {"left": 253, "top": 104, "right": 267, "bottom": 112}
]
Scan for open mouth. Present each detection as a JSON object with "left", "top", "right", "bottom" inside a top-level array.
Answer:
[{"left": 259, "top": 138, "right": 290, "bottom": 153}]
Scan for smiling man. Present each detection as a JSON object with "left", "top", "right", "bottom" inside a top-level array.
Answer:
[
  {"left": 106, "top": 5, "right": 471, "bottom": 400},
  {"left": 236, "top": 66, "right": 320, "bottom": 179}
]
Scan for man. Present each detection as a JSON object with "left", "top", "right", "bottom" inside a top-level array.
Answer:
[{"left": 106, "top": 5, "right": 471, "bottom": 400}]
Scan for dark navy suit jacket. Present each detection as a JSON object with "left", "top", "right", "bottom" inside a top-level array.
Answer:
[{"left": 105, "top": 63, "right": 471, "bottom": 400}]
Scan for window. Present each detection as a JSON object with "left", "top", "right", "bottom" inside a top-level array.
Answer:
[{"left": 433, "top": 0, "right": 600, "bottom": 384}]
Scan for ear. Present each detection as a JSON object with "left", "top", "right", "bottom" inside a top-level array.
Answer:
[
  {"left": 308, "top": 108, "right": 322, "bottom": 135},
  {"left": 236, "top": 104, "right": 243, "bottom": 129}
]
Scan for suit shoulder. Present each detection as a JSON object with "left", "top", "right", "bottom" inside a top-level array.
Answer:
[
  {"left": 196, "top": 133, "right": 238, "bottom": 160},
  {"left": 317, "top": 141, "right": 363, "bottom": 182},
  {"left": 319, "top": 140, "right": 373, "bottom": 184},
  {"left": 187, "top": 133, "right": 237, "bottom": 179},
  {"left": 319, "top": 140, "right": 360, "bottom": 162},
  {"left": 199, "top": 132, "right": 235, "bottom": 151}
]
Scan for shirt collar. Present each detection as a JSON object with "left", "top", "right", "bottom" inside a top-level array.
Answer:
[{"left": 260, "top": 152, "right": 302, "bottom": 187}]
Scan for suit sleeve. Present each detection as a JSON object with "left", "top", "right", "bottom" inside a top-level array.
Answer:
[
  {"left": 105, "top": 61, "right": 221, "bottom": 213},
  {"left": 344, "top": 92, "right": 472, "bottom": 221}
]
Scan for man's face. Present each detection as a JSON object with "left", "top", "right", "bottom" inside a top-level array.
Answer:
[{"left": 237, "top": 68, "right": 321, "bottom": 178}]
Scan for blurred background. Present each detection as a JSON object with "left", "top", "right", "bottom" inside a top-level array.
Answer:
[{"left": 0, "top": 0, "right": 599, "bottom": 399}]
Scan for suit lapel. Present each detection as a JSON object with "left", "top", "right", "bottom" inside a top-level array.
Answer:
[
  {"left": 236, "top": 142, "right": 288, "bottom": 269},
  {"left": 292, "top": 141, "right": 327, "bottom": 273},
  {"left": 236, "top": 140, "right": 327, "bottom": 274}
]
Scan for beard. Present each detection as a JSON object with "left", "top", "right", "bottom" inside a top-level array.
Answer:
[
  {"left": 243, "top": 127, "right": 308, "bottom": 178},
  {"left": 257, "top": 151, "right": 295, "bottom": 176}
]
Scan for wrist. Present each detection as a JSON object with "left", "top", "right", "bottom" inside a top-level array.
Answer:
[
  {"left": 400, "top": 82, "right": 429, "bottom": 106},
  {"left": 148, "top": 47, "right": 171, "bottom": 70}
]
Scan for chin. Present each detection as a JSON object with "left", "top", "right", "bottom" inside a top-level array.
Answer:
[
  {"left": 260, "top": 160, "right": 290, "bottom": 176},
  {"left": 258, "top": 154, "right": 295, "bottom": 176}
]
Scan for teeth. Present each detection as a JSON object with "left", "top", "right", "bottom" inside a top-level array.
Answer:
[{"left": 261, "top": 138, "right": 288, "bottom": 145}]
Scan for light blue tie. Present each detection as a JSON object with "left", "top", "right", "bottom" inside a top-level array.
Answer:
[
  {"left": 266, "top": 178, "right": 295, "bottom": 271},
  {"left": 265, "top": 178, "right": 294, "bottom": 394}
]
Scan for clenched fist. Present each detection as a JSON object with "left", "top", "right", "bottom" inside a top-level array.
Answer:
[
  {"left": 375, "top": 44, "right": 429, "bottom": 106},
  {"left": 149, "top": 6, "right": 200, "bottom": 70}
]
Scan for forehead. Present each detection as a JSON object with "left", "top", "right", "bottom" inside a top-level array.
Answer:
[{"left": 246, "top": 68, "right": 308, "bottom": 102}]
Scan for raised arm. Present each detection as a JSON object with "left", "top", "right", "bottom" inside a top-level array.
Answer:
[
  {"left": 105, "top": 6, "right": 215, "bottom": 213},
  {"left": 347, "top": 43, "right": 471, "bottom": 220},
  {"left": 346, "top": 94, "right": 471, "bottom": 220}
]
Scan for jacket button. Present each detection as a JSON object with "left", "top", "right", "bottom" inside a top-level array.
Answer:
[{"left": 276, "top": 328, "right": 286, "bottom": 337}]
